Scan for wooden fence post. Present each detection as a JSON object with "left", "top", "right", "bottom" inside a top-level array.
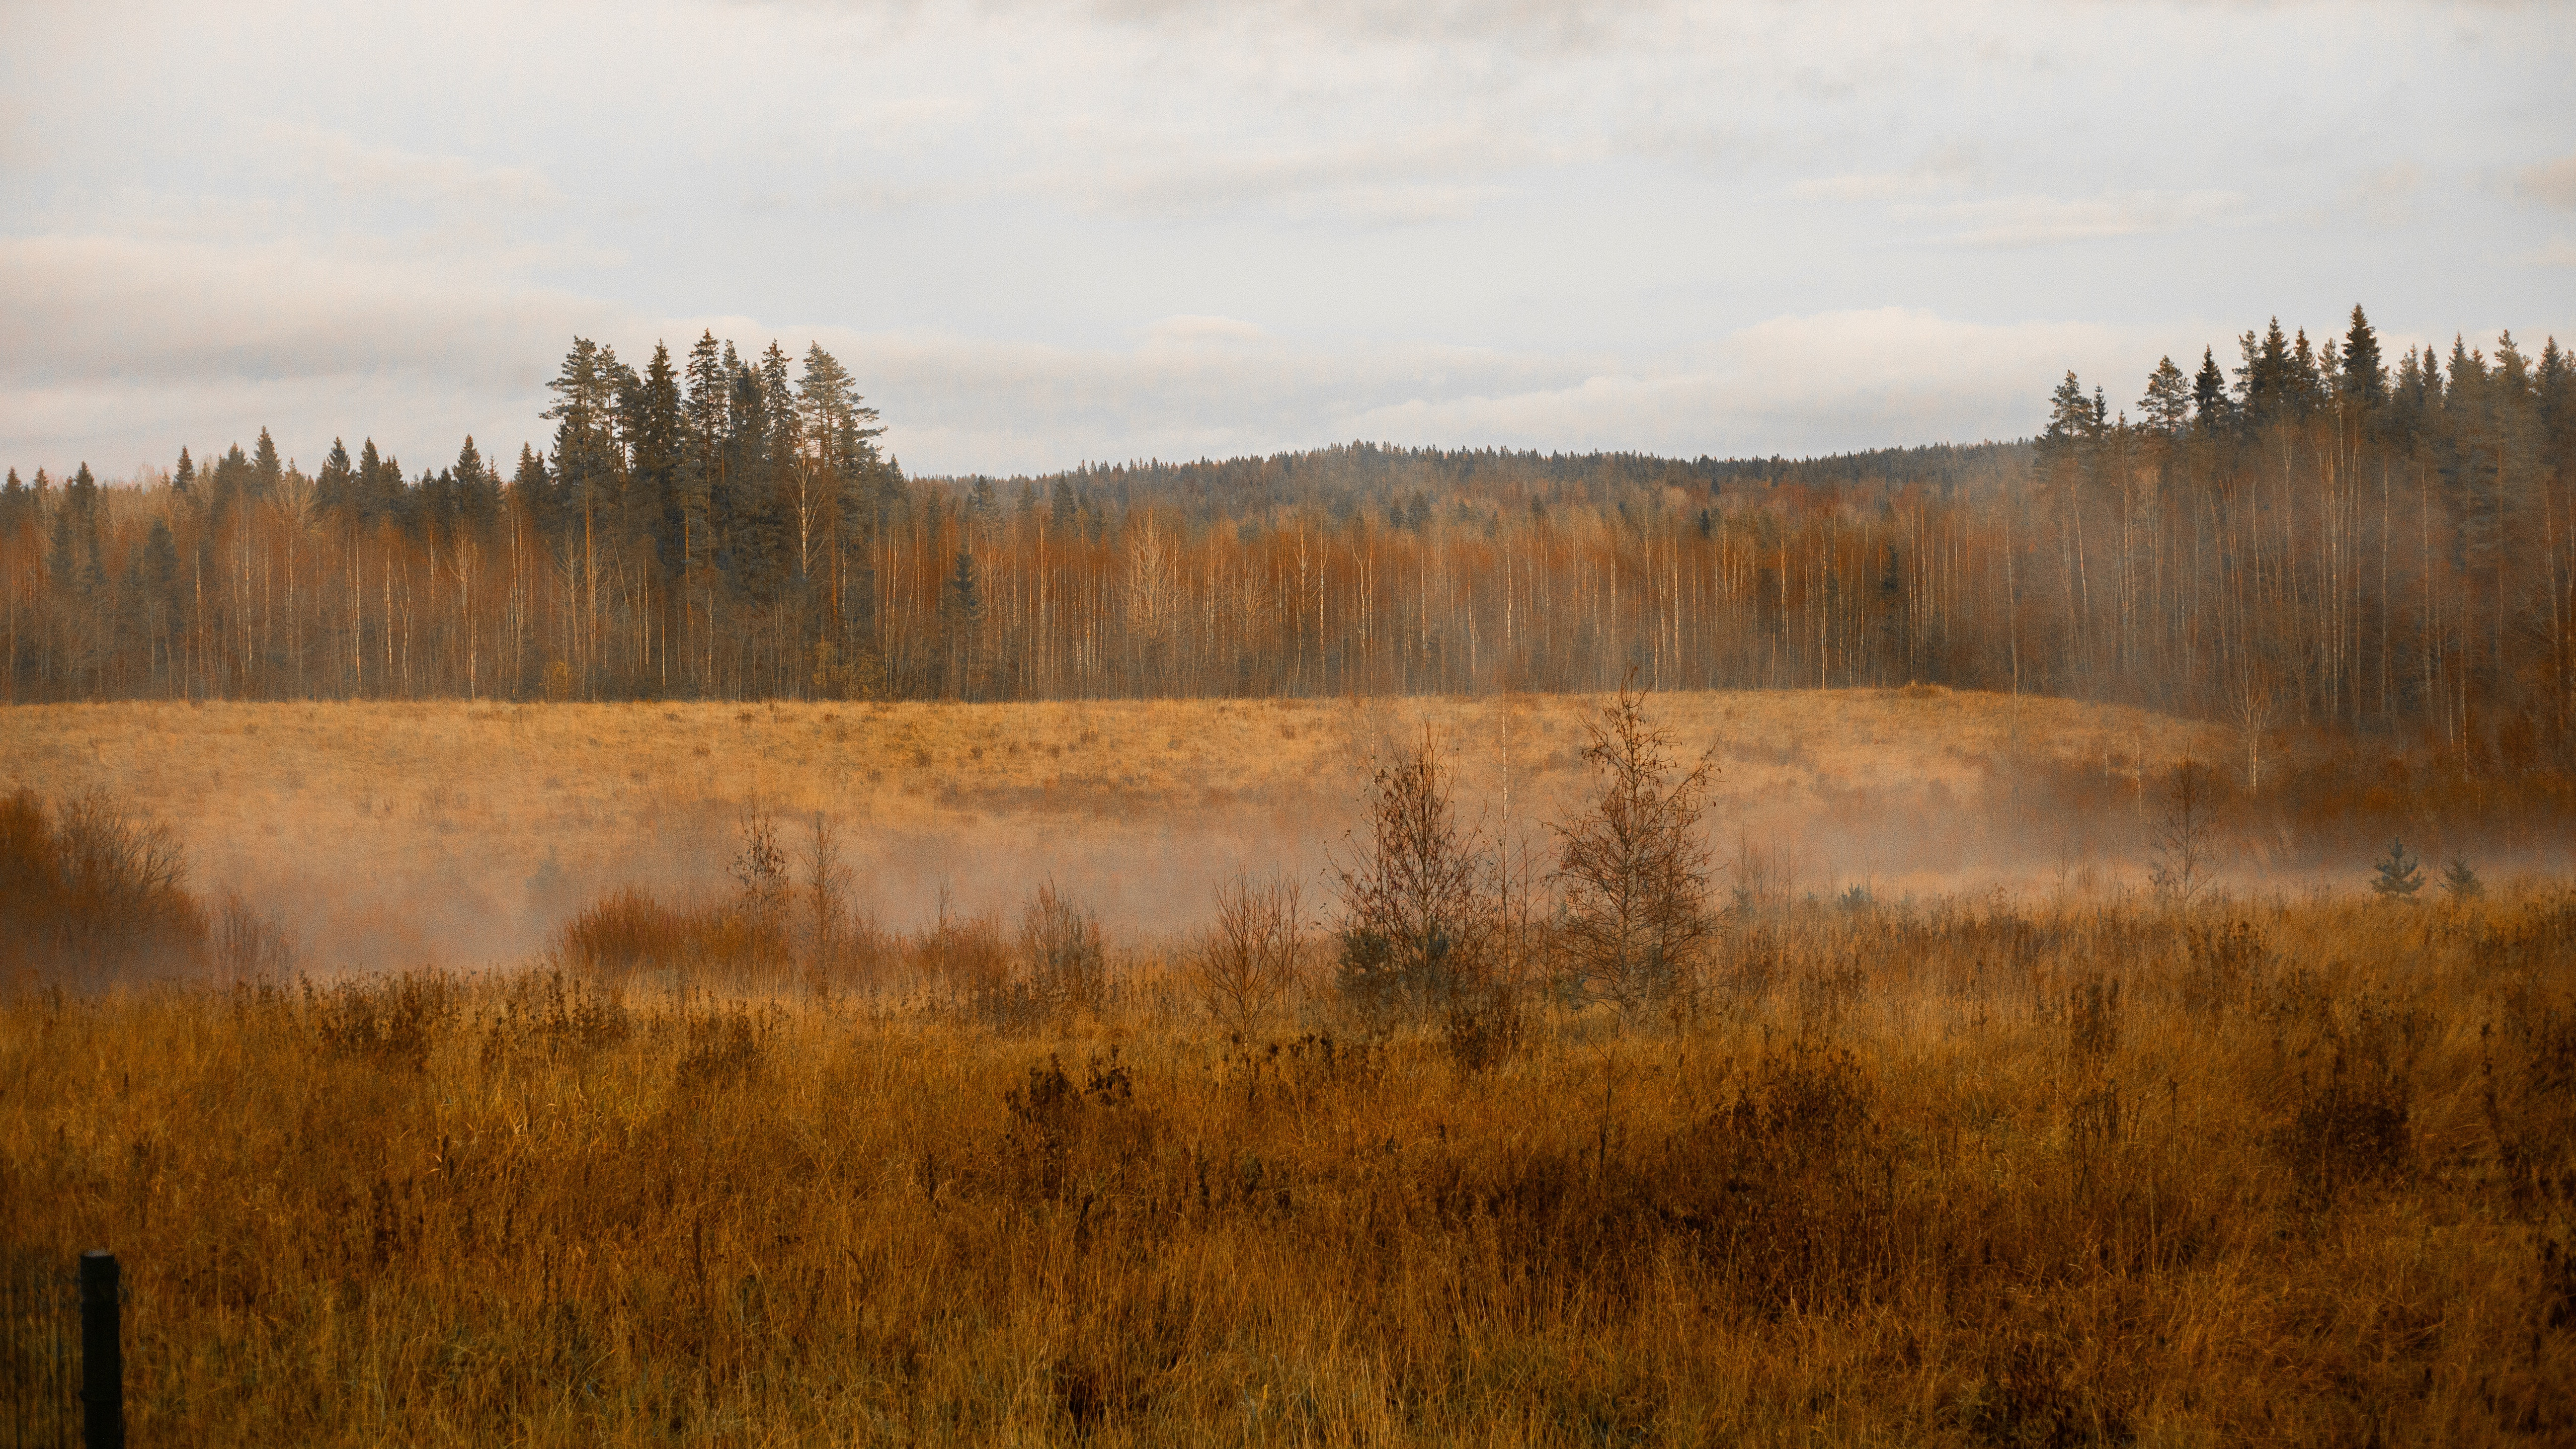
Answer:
[{"left": 77, "top": 1252, "right": 119, "bottom": 1449}]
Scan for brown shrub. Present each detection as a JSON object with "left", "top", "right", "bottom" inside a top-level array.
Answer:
[{"left": 0, "top": 787, "right": 209, "bottom": 984}]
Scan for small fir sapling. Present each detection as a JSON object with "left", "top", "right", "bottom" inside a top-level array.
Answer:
[
  {"left": 2440, "top": 856, "right": 2483, "bottom": 901},
  {"left": 2369, "top": 838, "right": 2424, "bottom": 899}
]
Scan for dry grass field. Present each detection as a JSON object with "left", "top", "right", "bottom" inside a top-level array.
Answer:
[
  {"left": 6, "top": 890, "right": 2574, "bottom": 1445},
  {"left": 0, "top": 689, "right": 2216, "bottom": 966},
  {"left": 7, "top": 690, "right": 2575, "bottom": 1444}
]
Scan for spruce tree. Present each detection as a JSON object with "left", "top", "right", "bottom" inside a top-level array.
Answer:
[
  {"left": 624, "top": 342, "right": 687, "bottom": 579},
  {"left": 2369, "top": 839, "right": 2423, "bottom": 899},
  {"left": 680, "top": 333, "right": 731, "bottom": 604},
  {"left": 2192, "top": 347, "right": 2231, "bottom": 427},
  {"left": 316, "top": 439, "right": 356, "bottom": 519},
  {"left": 2237, "top": 318, "right": 2295, "bottom": 426},
  {"left": 453, "top": 436, "right": 500, "bottom": 538},
  {"left": 511, "top": 445, "right": 552, "bottom": 534},
  {"left": 758, "top": 343, "right": 801, "bottom": 585},
  {"left": 2440, "top": 857, "right": 2482, "bottom": 901},
  {"left": 2341, "top": 304, "right": 2386, "bottom": 409},
  {"left": 722, "top": 354, "right": 783, "bottom": 600},
  {"left": 252, "top": 428, "right": 283, "bottom": 497},
  {"left": 142, "top": 517, "right": 182, "bottom": 619},
  {"left": 173, "top": 447, "right": 194, "bottom": 498}
]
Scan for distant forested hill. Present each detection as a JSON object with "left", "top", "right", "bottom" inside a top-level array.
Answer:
[{"left": 937, "top": 440, "right": 2034, "bottom": 526}]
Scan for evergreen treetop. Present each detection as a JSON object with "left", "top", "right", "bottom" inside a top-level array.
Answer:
[{"left": 2369, "top": 839, "right": 2423, "bottom": 899}]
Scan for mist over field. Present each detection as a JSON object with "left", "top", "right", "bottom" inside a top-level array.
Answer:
[{"left": 2, "top": 690, "right": 2250, "bottom": 968}]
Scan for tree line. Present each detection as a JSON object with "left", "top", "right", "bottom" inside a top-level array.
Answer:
[{"left": 3, "top": 307, "right": 2571, "bottom": 757}]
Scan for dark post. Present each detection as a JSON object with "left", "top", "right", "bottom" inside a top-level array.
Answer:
[{"left": 78, "top": 1251, "right": 121, "bottom": 1449}]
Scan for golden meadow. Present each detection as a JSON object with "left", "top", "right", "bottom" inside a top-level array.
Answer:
[{"left": 5, "top": 692, "right": 2575, "bottom": 1445}]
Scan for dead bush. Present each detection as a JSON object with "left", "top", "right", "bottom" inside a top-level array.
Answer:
[
  {"left": 0, "top": 787, "right": 209, "bottom": 983},
  {"left": 1003, "top": 1050, "right": 1140, "bottom": 1201},
  {"left": 309, "top": 970, "right": 461, "bottom": 1073},
  {"left": 2272, "top": 997, "right": 2422, "bottom": 1206},
  {"left": 555, "top": 887, "right": 779, "bottom": 982},
  {"left": 673, "top": 1003, "right": 768, "bottom": 1091},
  {"left": 214, "top": 890, "right": 295, "bottom": 982},
  {"left": 2180, "top": 919, "right": 2266, "bottom": 1016},
  {"left": 1021, "top": 881, "right": 1107, "bottom": 1022},
  {"left": 1332, "top": 731, "right": 1492, "bottom": 1024},
  {"left": 1190, "top": 873, "right": 1304, "bottom": 1034},
  {"left": 479, "top": 969, "right": 633, "bottom": 1068}
]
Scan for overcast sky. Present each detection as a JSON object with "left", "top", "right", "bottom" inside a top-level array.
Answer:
[{"left": 3, "top": 0, "right": 2569, "bottom": 481}]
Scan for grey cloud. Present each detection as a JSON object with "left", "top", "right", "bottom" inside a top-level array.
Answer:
[
  {"left": 1339, "top": 309, "right": 2159, "bottom": 458},
  {"left": 1, "top": 234, "right": 624, "bottom": 385},
  {"left": 6, "top": 0, "right": 2565, "bottom": 478}
]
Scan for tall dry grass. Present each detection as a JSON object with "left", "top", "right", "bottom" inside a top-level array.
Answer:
[{"left": 7, "top": 888, "right": 2575, "bottom": 1444}]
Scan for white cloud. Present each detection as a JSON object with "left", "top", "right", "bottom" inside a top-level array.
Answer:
[
  {"left": 1791, "top": 145, "right": 1984, "bottom": 202},
  {"left": 1795, "top": 172, "right": 1953, "bottom": 202},
  {"left": 1078, "top": 129, "right": 1543, "bottom": 223},
  {"left": 1143, "top": 314, "right": 1270, "bottom": 345},
  {"left": 2343, "top": 162, "right": 2424, "bottom": 228},
  {"left": 1912, "top": 190, "right": 2245, "bottom": 248},
  {"left": 267, "top": 124, "right": 560, "bottom": 211}
]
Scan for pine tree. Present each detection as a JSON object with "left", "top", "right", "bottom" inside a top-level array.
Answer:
[
  {"left": 2139, "top": 356, "right": 2191, "bottom": 435},
  {"left": 2369, "top": 839, "right": 2423, "bottom": 899},
  {"left": 2037, "top": 371, "right": 2094, "bottom": 468}
]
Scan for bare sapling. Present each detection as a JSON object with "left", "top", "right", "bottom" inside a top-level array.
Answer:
[
  {"left": 1552, "top": 679, "right": 1718, "bottom": 1014},
  {"left": 1021, "top": 880, "right": 1107, "bottom": 1021},
  {"left": 1331, "top": 728, "right": 1491, "bottom": 1025},
  {"left": 802, "top": 812, "right": 852, "bottom": 997},
  {"left": 731, "top": 807, "right": 790, "bottom": 970},
  {"left": 2147, "top": 758, "right": 2217, "bottom": 906},
  {"left": 2231, "top": 666, "right": 2279, "bottom": 794},
  {"left": 1191, "top": 872, "right": 1305, "bottom": 1035}
]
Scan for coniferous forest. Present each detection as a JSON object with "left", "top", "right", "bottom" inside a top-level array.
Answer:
[{"left": 5, "top": 309, "right": 2573, "bottom": 753}]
